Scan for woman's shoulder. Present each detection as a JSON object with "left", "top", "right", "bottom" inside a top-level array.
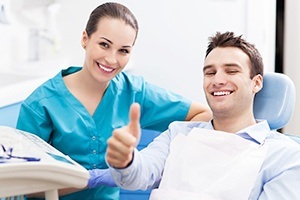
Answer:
[
  {"left": 24, "top": 70, "right": 64, "bottom": 104},
  {"left": 112, "top": 71, "right": 146, "bottom": 91}
]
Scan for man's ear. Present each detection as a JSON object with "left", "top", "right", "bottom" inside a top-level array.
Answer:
[{"left": 253, "top": 74, "right": 263, "bottom": 94}]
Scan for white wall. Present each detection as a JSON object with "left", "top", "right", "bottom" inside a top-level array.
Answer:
[
  {"left": 284, "top": 1, "right": 300, "bottom": 135},
  {"left": 0, "top": 0, "right": 276, "bottom": 104},
  {"left": 54, "top": 0, "right": 276, "bottom": 104}
]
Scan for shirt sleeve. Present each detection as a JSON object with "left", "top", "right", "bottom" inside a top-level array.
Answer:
[
  {"left": 139, "top": 81, "right": 191, "bottom": 132},
  {"left": 109, "top": 128, "right": 173, "bottom": 190},
  {"left": 16, "top": 101, "right": 52, "bottom": 142},
  {"left": 256, "top": 148, "right": 300, "bottom": 200},
  {"left": 109, "top": 121, "right": 197, "bottom": 190}
]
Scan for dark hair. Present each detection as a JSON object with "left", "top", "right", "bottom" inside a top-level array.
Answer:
[
  {"left": 206, "top": 31, "right": 263, "bottom": 78},
  {"left": 85, "top": 2, "right": 139, "bottom": 43}
]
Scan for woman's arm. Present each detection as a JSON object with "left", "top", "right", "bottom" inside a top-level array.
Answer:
[{"left": 185, "top": 101, "right": 212, "bottom": 121}]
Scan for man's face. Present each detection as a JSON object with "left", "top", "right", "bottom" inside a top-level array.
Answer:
[{"left": 203, "top": 47, "right": 262, "bottom": 118}]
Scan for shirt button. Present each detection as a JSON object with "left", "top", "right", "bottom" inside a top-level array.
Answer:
[
  {"left": 92, "top": 150, "right": 96, "bottom": 154},
  {"left": 93, "top": 164, "right": 97, "bottom": 169},
  {"left": 92, "top": 136, "right": 96, "bottom": 140}
]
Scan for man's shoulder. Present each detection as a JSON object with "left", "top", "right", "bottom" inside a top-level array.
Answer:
[
  {"left": 268, "top": 131, "right": 300, "bottom": 144},
  {"left": 266, "top": 131, "right": 300, "bottom": 156}
]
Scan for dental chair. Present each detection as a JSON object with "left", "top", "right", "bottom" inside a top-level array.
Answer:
[{"left": 120, "top": 72, "right": 300, "bottom": 200}]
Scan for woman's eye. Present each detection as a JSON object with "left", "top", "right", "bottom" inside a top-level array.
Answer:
[
  {"left": 120, "top": 49, "right": 129, "bottom": 54},
  {"left": 99, "top": 42, "right": 109, "bottom": 48}
]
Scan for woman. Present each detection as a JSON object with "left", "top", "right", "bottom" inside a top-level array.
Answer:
[{"left": 16, "top": 2, "right": 211, "bottom": 200}]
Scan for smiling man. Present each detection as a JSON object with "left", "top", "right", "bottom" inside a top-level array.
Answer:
[{"left": 106, "top": 32, "right": 300, "bottom": 200}]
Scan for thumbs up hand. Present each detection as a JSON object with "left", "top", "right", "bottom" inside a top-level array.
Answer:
[{"left": 106, "top": 103, "right": 141, "bottom": 168}]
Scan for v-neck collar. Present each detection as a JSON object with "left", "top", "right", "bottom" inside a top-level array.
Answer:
[{"left": 54, "top": 67, "right": 113, "bottom": 119}]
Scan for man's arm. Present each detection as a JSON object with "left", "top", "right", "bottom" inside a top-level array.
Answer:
[
  {"left": 106, "top": 103, "right": 171, "bottom": 190},
  {"left": 255, "top": 149, "right": 300, "bottom": 199}
]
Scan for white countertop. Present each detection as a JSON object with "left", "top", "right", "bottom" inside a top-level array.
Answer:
[{"left": 0, "top": 126, "right": 89, "bottom": 199}]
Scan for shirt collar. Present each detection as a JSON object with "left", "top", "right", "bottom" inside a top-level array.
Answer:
[
  {"left": 236, "top": 120, "right": 270, "bottom": 144},
  {"left": 204, "top": 119, "right": 270, "bottom": 145}
]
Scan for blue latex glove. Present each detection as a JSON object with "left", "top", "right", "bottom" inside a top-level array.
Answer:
[{"left": 88, "top": 169, "right": 117, "bottom": 188}]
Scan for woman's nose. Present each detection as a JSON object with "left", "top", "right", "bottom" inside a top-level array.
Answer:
[{"left": 104, "top": 51, "right": 117, "bottom": 64}]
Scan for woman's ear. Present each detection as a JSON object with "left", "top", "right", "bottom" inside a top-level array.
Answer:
[
  {"left": 253, "top": 74, "right": 263, "bottom": 94},
  {"left": 81, "top": 30, "right": 88, "bottom": 49}
]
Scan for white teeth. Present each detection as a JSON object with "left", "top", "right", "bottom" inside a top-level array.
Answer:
[
  {"left": 99, "top": 64, "right": 113, "bottom": 72},
  {"left": 213, "top": 91, "right": 231, "bottom": 96}
]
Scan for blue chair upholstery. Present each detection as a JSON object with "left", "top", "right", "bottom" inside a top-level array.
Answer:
[
  {"left": 253, "top": 72, "right": 300, "bottom": 144},
  {"left": 253, "top": 72, "right": 296, "bottom": 130}
]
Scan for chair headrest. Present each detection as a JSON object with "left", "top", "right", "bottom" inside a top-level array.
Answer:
[{"left": 253, "top": 72, "right": 296, "bottom": 130}]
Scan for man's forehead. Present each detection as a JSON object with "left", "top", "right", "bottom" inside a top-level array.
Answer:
[{"left": 203, "top": 47, "right": 250, "bottom": 70}]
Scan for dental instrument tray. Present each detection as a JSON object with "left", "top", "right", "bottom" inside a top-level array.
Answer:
[{"left": 0, "top": 126, "right": 89, "bottom": 200}]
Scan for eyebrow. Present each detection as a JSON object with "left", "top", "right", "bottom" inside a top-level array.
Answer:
[
  {"left": 203, "top": 65, "right": 213, "bottom": 72},
  {"left": 100, "top": 37, "right": 113, "bottom": 44},
  {"left": 203, "top": 63, "right": 242, "bottom": 72},
  {"left": 100, "top": 37, "right": 132, "bottom": 48}
]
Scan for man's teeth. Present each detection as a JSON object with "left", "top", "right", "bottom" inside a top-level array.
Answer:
[
  {"left": 213, "top": 91, "right": 231, "bottom": 96},
  {"left": 99, "top": 64, "right": 113, "bottom": 72}
]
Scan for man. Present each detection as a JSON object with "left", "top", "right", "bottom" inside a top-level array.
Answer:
[{"left": 106, "top": 32, "right": 300, "bottom": 199}]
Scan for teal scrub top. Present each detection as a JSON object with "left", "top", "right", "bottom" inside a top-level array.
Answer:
[{"left": 16, "top": 67, "right": 191, "bottom": 200}]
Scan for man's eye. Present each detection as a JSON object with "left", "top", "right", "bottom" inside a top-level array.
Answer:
[
  {"left": 205, "top": 71, "right": 215, "bottom": 76},
  {"left": 228, "top": 70, "right": 238, "bottom": 74}
]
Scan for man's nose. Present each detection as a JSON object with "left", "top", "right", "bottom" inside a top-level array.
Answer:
[{"left": 213, "top": 71, "right": 228, "bottom": 85}]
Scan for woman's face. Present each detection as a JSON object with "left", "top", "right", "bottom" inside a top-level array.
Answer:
[{"left": 82, "top": 17, "right": 136, "bottom": 83}]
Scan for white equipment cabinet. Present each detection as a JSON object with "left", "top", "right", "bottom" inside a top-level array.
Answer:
[{"left": 0, "top": 126, "right": 89, "bottom": 200}]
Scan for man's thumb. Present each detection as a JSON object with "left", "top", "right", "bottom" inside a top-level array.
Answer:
[{"left": 128, "top": 103, "right": 141, "bottom": 141}]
